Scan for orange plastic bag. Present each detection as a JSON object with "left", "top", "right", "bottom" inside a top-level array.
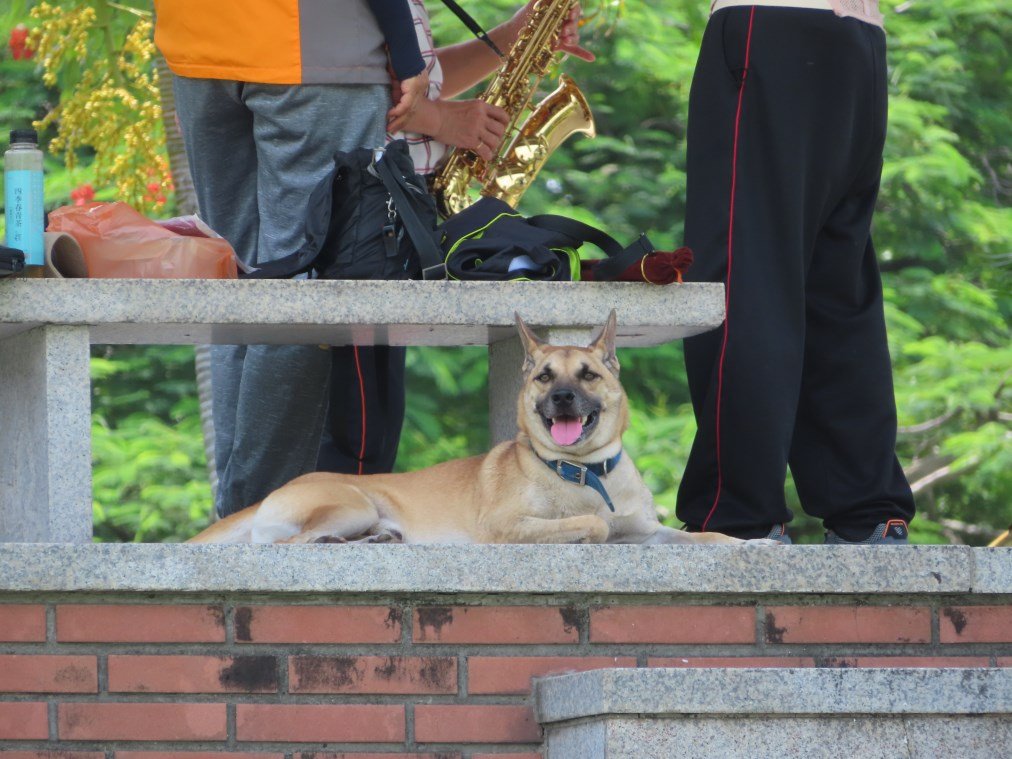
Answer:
[{"left": 47, "top": 202, "right": 238, "bottom": 278}]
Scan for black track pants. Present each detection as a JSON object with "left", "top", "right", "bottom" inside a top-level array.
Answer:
[
  {"left": 675, "top": 7, "right": 915, "bottom": 538},
  {"left": 317, "top": 346, "right": 406, "bottom": 475}
]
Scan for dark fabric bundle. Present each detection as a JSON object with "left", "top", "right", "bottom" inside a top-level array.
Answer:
[
  {"left": 440, "top": 197, "right": 581, "bottom": 281},
  {"left": 438, "top": 196, "right": 655, "bottom": 282}
]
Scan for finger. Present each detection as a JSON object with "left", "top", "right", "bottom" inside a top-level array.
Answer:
[
  {"left": 473, "top": 137, "right": 493, "bottom": 161},
  {"left": 387, "top": 102, "right": 412, "bottom": 132},
  {"left": 485, "top": 115, "right": 507, "bottom": 136},
  {"left": 561, "top": 42, "right": 595, "bottom": 62},
  {"left": 487, "top": 105, "right": 511, "bottom": 125}
]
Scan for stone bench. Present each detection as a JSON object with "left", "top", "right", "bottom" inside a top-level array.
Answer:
[
  {"left": 534, "top": 667, "right": 1012, "bottom": 758},
  {"left": 0, "top": 278, "right": 724, "bottom": 542}
]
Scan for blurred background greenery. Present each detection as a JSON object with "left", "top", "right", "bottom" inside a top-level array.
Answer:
[{"left": 1, "top": 0, "right": 1008, "bottom": 544}]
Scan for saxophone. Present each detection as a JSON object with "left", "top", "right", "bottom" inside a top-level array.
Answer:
[{"left": 431, "top": 0, "right": 596, "bottom": 218}]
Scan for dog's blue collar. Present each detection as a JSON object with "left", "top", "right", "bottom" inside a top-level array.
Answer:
[{"left": 540, "top": 450, "right": 622, "bottom": 512}]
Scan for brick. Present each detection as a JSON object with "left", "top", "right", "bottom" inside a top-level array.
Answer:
[
  {"left": 57, "top": 604, "right": 224, "bottom": 643},
  {"left": 108, "top": 655, "right": 277, "bottom": 693},
  {"left": 415, "top": 705, "right": 540, "bottom": 743},
  {"left": 234, "top": 605, "right": 400, "bottom": 644},
  {"left": 999, "top": 658, "right": 1012, "bottom": 667},
  {"left": 290, "top": 655, "right": 456, "bottom": 694},
  {"left": 115, "top": 754, "right": 283, "bottom": 759},
  {"left": 1, "top": 753, "right": 104, "bottom": 759},
  {"left": 468, "top": 656, "right": 636, "bottom": 694},
  {"left": 414, "top": 606, "right": 578, "bottom": 644},
  {"left": 235, "top": 704, "right": 404, "bottom": 742},
  {"left": 764, "top": 606, "right": 931, "bottom": 644},
  {"left": 0, "top": 702, "right": 48, "bottom": 739},
  {"left": 58, "top": 703, "right": 226, "bottom": 741},
  {"left": 472, "top": 755, "right": 542, "bottom": 759},
  {"left": 941, "top": 606, "right": 1012, "bottom": 643},
  {"left": 0, "top": 654, "right": 97, "bottom": 692},
  {"left": 590, "top": 605, "right": 754, "bottom": 644},
  {"left": 816, "top": 656, "right": 991, "bottom": 668},
  {"left": 0, "top": 604, "right": 46, "bottom": 641},
  {"left": 648, "top": 656, "right": 814, "bottom": 668},
  {"left": 296, "top": 755, "right": 460, "bottom": 759}
]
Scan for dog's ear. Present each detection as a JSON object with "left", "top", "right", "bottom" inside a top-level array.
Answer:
[
  {"left": 590, "top": 309, "right": 620, "bottom": 376},
  {"left": 515, "top": 312, "right": 546, "bottom": 374}
]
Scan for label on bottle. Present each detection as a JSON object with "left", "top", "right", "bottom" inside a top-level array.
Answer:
[{"left": 4, "top": 168, "right": 45, "bottom": 265}]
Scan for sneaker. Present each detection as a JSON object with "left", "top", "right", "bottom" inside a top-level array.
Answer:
[
  {"left": 825, "top": 519, "right": 909, "bottom": 545},
  {"left": 765, "top": 523, "right": 792, "bottom": 544}
]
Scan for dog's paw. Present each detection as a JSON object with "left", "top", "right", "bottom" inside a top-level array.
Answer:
[{"left": 312, "top": 535, "right": 349, "bottom": 544}]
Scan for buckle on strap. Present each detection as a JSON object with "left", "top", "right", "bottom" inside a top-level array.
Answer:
[{"left": 557, "top": 460, "right": 587, "bottom": 486}]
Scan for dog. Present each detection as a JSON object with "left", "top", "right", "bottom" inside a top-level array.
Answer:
[{"left": 189, "top": 311, "right": 765, "bottom": 546}]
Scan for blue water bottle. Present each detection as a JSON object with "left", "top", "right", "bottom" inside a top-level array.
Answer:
[{"left": 4, "top": 128, "right": 45, "bottom": 273}]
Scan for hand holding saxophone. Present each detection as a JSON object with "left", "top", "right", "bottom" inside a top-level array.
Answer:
[
  {"left": 408, "top": 98, "right": 510, "bottom": 162},
  {"left": 512, "top": 1, "right": 595, "bottom": 62}
]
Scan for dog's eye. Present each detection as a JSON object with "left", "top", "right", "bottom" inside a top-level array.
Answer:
[
  {"left": 581, "top": 370, "right": 599, "bottom": 382},
  {"left": 535, "top": 371, "right": 552, "bottom": 383}
]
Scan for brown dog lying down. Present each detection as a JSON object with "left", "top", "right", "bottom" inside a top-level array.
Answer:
[{"left": 189, "top": 312, "right": 773, "bottom": 546}]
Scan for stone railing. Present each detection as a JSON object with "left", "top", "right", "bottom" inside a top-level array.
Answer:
[{"left": 0, "top": 544, "right": 1009, "bottom": 756}]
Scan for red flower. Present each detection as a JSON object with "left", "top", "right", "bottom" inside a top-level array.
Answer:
[
  {"left": 8, "top": 24, "right": 33, "bottom": 61},
  {"left": 70, "top": 184, "right": 95, "bottom": 206}
]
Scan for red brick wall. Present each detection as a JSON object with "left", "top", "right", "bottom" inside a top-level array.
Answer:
[{"left": 1, "top": 594, "right": 1010, "bottom": 756}]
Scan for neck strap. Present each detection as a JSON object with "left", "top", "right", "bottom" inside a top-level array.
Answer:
[{"left": 440, "top": 0, "right": 505, "bottom": 58}]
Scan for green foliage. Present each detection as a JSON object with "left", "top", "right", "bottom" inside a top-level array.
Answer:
[
  {"left": 6, "top": 1, "right": 1005, "bottom": 543},
  {"left": 90, "top": 345, "right": 212, "bottom": 542}
]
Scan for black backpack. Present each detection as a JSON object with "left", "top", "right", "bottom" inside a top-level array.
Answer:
[{"left": 244, "top": 139, "right": 441, "bottom": 281}]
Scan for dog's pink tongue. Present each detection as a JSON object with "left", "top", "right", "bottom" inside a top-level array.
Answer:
[{"left": 551, "top": 417, "right": 583, "bottom": 446}]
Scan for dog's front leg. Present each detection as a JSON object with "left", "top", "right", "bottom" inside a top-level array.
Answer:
[{"left": 499, "top": 515, "right": 610, "bottom": 544}]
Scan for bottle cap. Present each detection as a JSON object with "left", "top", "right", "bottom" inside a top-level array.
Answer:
[{"left": 9, "top": 129, "right": 39, "bottom": 146}]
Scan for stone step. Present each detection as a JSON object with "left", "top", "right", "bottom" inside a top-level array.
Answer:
[{"left": 535, "top": 667, "right": 1012, "bottom": 758}]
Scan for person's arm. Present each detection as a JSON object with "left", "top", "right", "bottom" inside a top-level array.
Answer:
[
  {"left": 365, "top": 0, "right": 429, "bottom": 131},
  {"left": 365, "top": 0, "right": 425, "bottom": 79},
  {"left": 437, "top": 1, "right": 595, "bottom": 99}
]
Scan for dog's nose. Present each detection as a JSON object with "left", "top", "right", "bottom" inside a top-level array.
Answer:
[{"left": 551, "top": 389, "right": 576, "bottom": 405}]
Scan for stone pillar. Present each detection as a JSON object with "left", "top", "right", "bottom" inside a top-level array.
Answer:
[
  {"left": 0, "top": 326, "right": 92, "bottom": 542},
  {"left": 488, "top": 327, "right": 595, "bottom": 445}
]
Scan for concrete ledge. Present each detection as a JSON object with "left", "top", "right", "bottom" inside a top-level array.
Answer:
[
  {"left": 536, "top": 668, "right": 1012, "bottom": 758},
  {"left": 534, "top": 667, "right": 1012, "bottom": 723},
  {"left": 0, "top": 279, "right": 724, "bottom": 345},
  {"left": 0, "top": 543, "right": 1007, "bottom": 594}
]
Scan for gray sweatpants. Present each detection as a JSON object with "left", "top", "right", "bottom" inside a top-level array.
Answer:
[{"left": 173, "top": 77, "right": 388, "bottom": 516}]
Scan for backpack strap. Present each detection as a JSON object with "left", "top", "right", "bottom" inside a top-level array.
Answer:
[
  {"left": 373, "top": 153, "right": 446, "bottom": 279},
  {"left": 526, "top": 214, "right": 655, "bottom": 281},
  {"left": 242, "top": 165, "right": 336, "bottom": 279}
]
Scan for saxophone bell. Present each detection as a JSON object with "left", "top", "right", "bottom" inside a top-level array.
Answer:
[{"left": 486, "top": 74, "right": 596, "bottom": 208}]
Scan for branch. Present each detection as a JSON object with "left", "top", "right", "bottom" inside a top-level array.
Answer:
[
  {"left": 899, "top": 408, "right": 960, "bottom": 435},
  {"left": 909, "top": 455, "right": 980, "bottom": 495},
  {"left": 939, "top": 517, "right": 994, "bottom": 538},
  {"left": 904, "top": 453, "right": 953, "bottom": 484}
]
